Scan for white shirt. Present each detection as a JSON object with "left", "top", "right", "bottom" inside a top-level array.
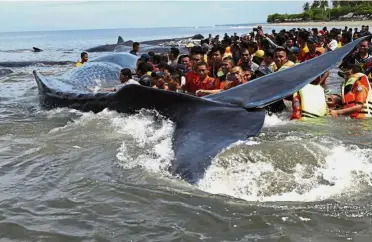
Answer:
[
  {"left": 327, "top": 39, "right": 338, "bottom": 51},
  {"left": 89, "top": 79, "right": 139, "bottom": 93}
]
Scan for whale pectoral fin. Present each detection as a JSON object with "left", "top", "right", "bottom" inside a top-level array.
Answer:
[
  {"left": 206, "top": 36, "right": 367, "bottom": 109},
  {"left": 117, "top": 36, "right": 124, "bottom": 44},
  {"left": 171, "top": 104, "right": 266, "bottom": 184}
]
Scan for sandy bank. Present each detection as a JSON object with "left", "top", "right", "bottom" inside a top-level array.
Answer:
[{"left": 265, "top": 20, "right": 372, "bottom": 28}]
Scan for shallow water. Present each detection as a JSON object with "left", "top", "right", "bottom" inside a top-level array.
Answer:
[
  {"left": 1, "top": 27, "right": 372, "bottom": 241},
  {"left": 1, "top": 66, "right": 372, "bottom": 241}
]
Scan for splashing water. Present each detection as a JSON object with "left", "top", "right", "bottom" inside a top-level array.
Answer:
[
  {"left": 114, "top": 110, "right": 175, "bottom": 174},
  {"left": 197, "top": 140, "right": 372, "bottom": 202},
  {"left": 39, "top": 107, "right": 372, "bottom": 203}
]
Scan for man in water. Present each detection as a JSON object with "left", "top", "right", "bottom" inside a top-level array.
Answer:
[
  {"left": 76, "top": 52, "right": 88, "bottom": 67},
  {"left": 130, "top": 42, "right": 140, "bottom": 56},
  {"left": 291, "top": 83, "right": 327, "bottom": 120},
  {"left": 329, "top": 64, "right": 372, "bottom": 119},
  {"left": 102, "top": 68, "right": 139, "bottom": 92}
]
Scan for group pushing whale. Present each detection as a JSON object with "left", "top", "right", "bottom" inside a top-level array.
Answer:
[{"left": 32, "top": 37, "right": 366, "bottom": 184}]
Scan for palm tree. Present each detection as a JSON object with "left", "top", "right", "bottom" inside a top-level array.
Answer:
[
  {"left": 303, "top": 2, "right": 310, "bottom": 11},
  {"left": 311, "top": 0, "right": 320, "bottom": 9},
  {"left": 319, "top": 0, "right": 329, "bottom": 9}
]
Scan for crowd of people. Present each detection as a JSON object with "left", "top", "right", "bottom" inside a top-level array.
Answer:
[{"left": 79, "top": 24, "right": 372, "bottom": 120}]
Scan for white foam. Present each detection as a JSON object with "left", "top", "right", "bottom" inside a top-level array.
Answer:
[
  {"left": 115, "top": 110, "right": 175, "bottom": 175},
  {"left": 197, "top": 142, "right": 372, "bottom": 202},
  {"left": 263, "top": 113, "right": 289, "bottom": 127}
]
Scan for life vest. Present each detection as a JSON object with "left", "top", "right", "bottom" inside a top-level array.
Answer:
[
  {"left": 298, "top": 84, "right": 327, "bottom": 119},
  {"left": 341, "top": 73, "right": 372, "bottom": 119}
]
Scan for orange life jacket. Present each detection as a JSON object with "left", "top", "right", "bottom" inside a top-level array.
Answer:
[{"left": 341, "top": 73, "right": 372, "bottom": 119}]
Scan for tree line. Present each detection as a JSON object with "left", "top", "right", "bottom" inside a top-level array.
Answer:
[{"left": 267, "top": 0, "right": 372, "bottom": 23}]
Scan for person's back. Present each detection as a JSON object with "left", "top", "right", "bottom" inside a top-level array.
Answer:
[{"left": 291, "top": 84, "right": 327, "bottom": 120}]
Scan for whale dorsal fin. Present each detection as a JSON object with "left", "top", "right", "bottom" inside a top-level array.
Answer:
[
  {"left": 33, "top": 47, "right": 43, "bottom": 52},
  {"left": 117, "top": 36, "right": 124, "bottom": 44}
]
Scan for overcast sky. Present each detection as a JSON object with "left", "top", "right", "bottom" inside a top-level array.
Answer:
[{"left": 0, "top": 1, "right": 305, "bottom": 32}]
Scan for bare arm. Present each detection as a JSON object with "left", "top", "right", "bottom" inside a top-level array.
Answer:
[
  {"left": 330, "top": 104, "right": 363, "bottom": 117},
  {"left": 195, "top": 89, "right": 222, "bottom": 97}
]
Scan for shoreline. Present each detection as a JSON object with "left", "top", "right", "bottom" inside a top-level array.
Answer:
[{"left": 265, "top": 20, "right": 372, "bottom": 27}]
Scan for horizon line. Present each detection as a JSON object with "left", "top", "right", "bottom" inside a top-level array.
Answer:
[{"left": 0, "top": 22, "right": 265, "bottom": 34}]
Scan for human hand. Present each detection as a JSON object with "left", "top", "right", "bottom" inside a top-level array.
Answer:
[
  {"left": 195, "top": 90, "right": 206, "bottom": 97},
  {"left": 257, "top": 29, "right": 265, "bottom": 38},
  {"left": 329, "top": 109, "right": 339, "bottom": 117}
]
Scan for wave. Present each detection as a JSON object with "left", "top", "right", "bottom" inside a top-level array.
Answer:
[
  {"left": 229, "top": 26, "right": 254, "bottom": 29},
  {"left": 197, "top": 138, "right": 372, "bottom": 202}
]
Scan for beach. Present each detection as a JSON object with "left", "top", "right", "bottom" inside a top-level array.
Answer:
[{"left": 266, "top": 20, "right": 372, "bottom": 27}]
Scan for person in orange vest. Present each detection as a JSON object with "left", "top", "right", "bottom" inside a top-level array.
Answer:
[{"left": 329, "top": 64, "right": 372, "bottom": 119}]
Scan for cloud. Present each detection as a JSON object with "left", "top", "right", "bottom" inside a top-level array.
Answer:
[{"left": 0, "top": 1, "right": 305, "bottom": 32}]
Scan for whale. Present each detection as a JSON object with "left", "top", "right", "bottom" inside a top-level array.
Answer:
[
  {"left": 33, "top": 37, "right": 365, "bottom": 183},
  {"left": 0, "top": 61, "right": 74, "bottom": 68},
  {"left": 85, "top": 35, "right": 200, "bottom": 53},
  {"left": 84, "top": 36, "right": 128, "bottom": 52},
  {"left": 0, "top": 68, "right": 13, "bottom": 78}
]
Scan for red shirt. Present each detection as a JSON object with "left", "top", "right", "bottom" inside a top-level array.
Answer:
[
  {"left": 301, "top": 51, "right": 320, "bottom": 63},
  {"left": 184, "top": 72, "right": 219, "bottom": 94}
]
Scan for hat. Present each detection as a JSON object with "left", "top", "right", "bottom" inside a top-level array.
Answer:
[
  {"left": 186, "top": 43, "right": 194, "bottom": 48},
  {"left": 307, "top": 37, "right": 318, "bottom": 44},
  {"left": 140, "top": 53, "right": 150, "bottom": 62},
  {"left": 151, "top": 71, "right": 165, "bottom": 78},
  {"left": 290, "top": 46, "right": 300, "bottom": 55},
  {"left": 173, "top": 64, "right": 187, "bottom": 73},
  {"left": 254, "top": 50, "right": 265, "bottom": 58}
]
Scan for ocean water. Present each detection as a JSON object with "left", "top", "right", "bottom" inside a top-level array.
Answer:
[{"left": 1, "top": 25, "right": 372, "bottom": 241}]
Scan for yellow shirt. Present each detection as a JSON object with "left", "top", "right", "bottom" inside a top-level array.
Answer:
[
  {"left": 76, "top": 62, "right": 83, "bottom": 67},
  {"left": 300, "top": 44, "right": 309, "bottom": 57},
  {"left": 337, "top": 42, "right": 342, "bottom": 48}
]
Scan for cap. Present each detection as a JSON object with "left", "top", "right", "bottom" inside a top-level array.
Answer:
[
  {"left": 254, "top": 50, "right": 265, "bottom": 58},
  {"left": 139, "top": 75, "right": 152, "bottom": 87},
  {"left": 151, "top": 71, "right": 165, "bottom": 78},
  {"left": 186, "top": 43, "right": 194, "bottom": 48},
  {"left": 275, "top": 46, "right": 287, "bottom": 52},
  {"left": 307, "top": 37, "right": 318, "bottom": 44}
]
